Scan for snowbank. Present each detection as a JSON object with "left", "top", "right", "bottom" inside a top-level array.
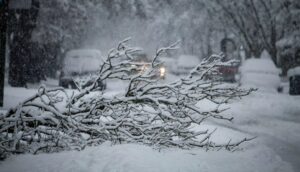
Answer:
[
  {"left": 287, "top": 66, "right": 300, "bottom": 77},
  {"left": 0, "top": 142, "right": 293, "bottom": 172},
  {"left": 3, "top": 87, "right": 37, "bottom": 110},
  {"left": 240, "top": 51, "right": 279, "bottom": 75},
  {"left": 240, "top": 51, "right": 280, "bottom": 91}
]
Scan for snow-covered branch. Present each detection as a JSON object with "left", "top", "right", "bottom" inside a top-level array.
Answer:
[{"left": 0, "top": 39, "right": 253, "bottom": 157}]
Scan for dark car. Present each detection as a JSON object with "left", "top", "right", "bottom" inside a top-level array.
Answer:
[
  {"left": 288, "top": 49, "right": 300, "bottom": 95},
  {"left": 129, "top": 52, "right": 166, "bottom": 79}
]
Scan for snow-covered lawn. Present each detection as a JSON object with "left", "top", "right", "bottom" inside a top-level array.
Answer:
[
  {"left": 0, "top": 141, "right": 292, "bottom": 172},
  {"left": 1, "top": 84, "right": 300, "bottom": 172}
]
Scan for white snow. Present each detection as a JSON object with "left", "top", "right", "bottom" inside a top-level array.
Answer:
[
  {"left": 2, "top": 87, "right": 37, "bottom": 110},
  {"left": 176, "top": 55, "right": 201, "bottom": 75},
  {"left": 226, "top": 90, "right": 300, "bottom": 171},
  {"left": 276, "top": 34, "right": 300, "bottom": 48},
  {"left": 287, "top": 66, "right": 300, "bottom": 77},
  {"left": 0, "top": 141, "right": 293, "bottom": 172},
  {"left": 1, "top": 82, "right": 300, "bottom": 172},
  {"left": 195, "top": 98, "right": 219, "bottom": 112},
  {"left": 240, "top": 50, "right": 281, "bottom": 91},
  {"left": 177, "top": 55, "right": 200, "bottom": 68}
]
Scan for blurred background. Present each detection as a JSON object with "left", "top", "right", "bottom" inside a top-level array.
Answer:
[
  {"left": 1, "top": 0, "right": 300, "bottom": 102},
  {"left": 1, "top": 1, "right": 300, "bottom": 171}
]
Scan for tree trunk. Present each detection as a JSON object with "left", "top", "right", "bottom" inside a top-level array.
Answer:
[
  {"left": 0, "top": 0, "right": 9, "bottom": 106},
  {"left": 270, "top": 21, "right": 278, "bottom": 65}
]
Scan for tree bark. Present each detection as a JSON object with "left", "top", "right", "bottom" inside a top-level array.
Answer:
[{"left": 0, "top": 0, "right": 9, "bottom": 106}]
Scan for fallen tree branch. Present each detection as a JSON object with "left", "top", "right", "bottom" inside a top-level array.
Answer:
[{"left": 0, "top": 39, "right": 254, "bottom": 157}]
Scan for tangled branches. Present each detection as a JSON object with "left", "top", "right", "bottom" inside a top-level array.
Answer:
[{"left": 0, "top": 38, "right": 254, "bottom": 157}]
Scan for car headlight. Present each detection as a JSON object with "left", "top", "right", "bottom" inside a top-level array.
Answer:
[
  {"left": 142, "top": 65, "right": 148, "bottom": 71},
  {"left": 160, "top": 67, "right": 166, "bottom": 77}
]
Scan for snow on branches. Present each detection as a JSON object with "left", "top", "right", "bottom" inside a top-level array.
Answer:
[{"left": 0, "top": 39, "right": 254, "bottom": 157}]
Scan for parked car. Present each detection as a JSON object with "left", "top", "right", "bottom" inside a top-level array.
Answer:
[
  {"left": 288, "top": 67, "right": 300, "bottom": 95},
  {"left": 59, "top": 49, "right": 106, "bottom": 89},
  {"left": 287, "top": 49, "right": 300, "bottom": 95}
]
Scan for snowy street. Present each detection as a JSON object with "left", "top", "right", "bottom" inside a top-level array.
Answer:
[
  {"left": 1, "top": 1, "right": 300, "bottom": 172},
  {"left": 1, "top": 82, "right": 300, "bottom": 172},
  {"left": 209, "top": 90, "right": 300, "bottom": 171}
]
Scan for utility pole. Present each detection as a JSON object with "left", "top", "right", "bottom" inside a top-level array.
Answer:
[{"left": 0, "top": 0, "right": 9, "bottom": 107}]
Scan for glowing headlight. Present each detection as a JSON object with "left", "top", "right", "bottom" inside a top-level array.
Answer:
[
  {"left": 160, "top": 67, "right": 166, "bottom": 77},
  {"left": 142, "top": 65, "right": 148, "bottom": 71}
]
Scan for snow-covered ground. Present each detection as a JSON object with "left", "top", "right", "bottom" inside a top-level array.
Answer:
[
  {"left": 0, "top": 141, "right": 293, "bottom": 172},
  {"left": 1, "top": 80, "right": 300, "bottom": 172},
  {"left": 208, "top": 90, "right": 300, "bottom": 171}
]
